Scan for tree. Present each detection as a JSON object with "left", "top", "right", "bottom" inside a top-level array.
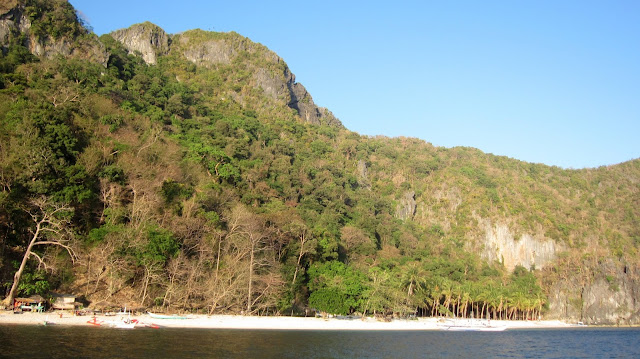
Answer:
[
  {"left": 133, "top": 226, "right": 180, "bottom": 304},
  {"left": 308, "top": 261, "right": 368, "bottom": 315},
  {"left": 362, "top": 266, "right": 396, "bottom": 316},
  {"left": 287, "top": 220, "right": 316, "bottom": 287},
  {"left": 2, "top": 197, "right": 76, "bottom": 307},
  {"left": 226, "top": 205, "right": 276, "bottom": 314},
  {"left": 400, "top": 262, "right": 427, "bottom": 315}
]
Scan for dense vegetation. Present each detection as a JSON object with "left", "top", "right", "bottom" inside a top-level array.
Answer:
[{"left": 1, "top": 0, "right": 638, "bottom": 320}]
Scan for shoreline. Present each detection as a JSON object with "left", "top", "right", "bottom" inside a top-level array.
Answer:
[{"left": 0, "top": 311, "right": 588, "bottom": 330}]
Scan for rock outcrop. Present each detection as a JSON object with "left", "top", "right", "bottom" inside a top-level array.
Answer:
[
  {"left": 0, "top": 0, "right": 108, "bottom": 66},
  {"left": 547, "top": 261, "right": 640, "bottom": 325},
  {"left": 480, "top": 220, "right": 559, "bottom": 271},
  {"left": 356, "top": 159, "right": 371, "bottom": 189},
  {"left": 396, "top": 191, "right": 417, "bottom": 220},
  {"left": 110, "top": 22, "right": 169, "bottom": 65},
  {"left": 0, "top": 0, "right": 28, "bottom": 46},
  {"left": 254, "top": 62, "right": 341, "bottom": 126},
  {"left": 110, "top": 26, "right": 342, "bottom": 127},
  {"left": 180, "top": 34, "right": 236, "bottom": 66},
  {"left": 287, "top": 74, "right": 341, "bottom": 126},
  {"left": 478, "top": 219, "right": 640, "bottom": 325}
]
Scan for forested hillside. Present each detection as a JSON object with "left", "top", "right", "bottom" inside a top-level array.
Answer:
[{"left": 1, "top": 0, "right": 639, "bottom": 324}]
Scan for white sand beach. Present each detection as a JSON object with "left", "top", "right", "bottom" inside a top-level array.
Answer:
[{"left": 0, "top": 311, "right": 574, "bottom": 330}]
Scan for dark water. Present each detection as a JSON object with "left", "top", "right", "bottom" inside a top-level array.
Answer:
[{"left": 1, "top": 326, "right": 639, "bottom": 359}]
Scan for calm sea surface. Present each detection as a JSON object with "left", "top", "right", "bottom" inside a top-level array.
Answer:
[{"left": 1, "top": 325, "right": 639, "bottom": 358}]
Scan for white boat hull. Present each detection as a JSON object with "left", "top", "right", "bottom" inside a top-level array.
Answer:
[
  {"left": 442, "top": 325, "right": 507, "bottom": 331},
  {"left": 438, "top": 319, "right": 507, "bottom": 332}
]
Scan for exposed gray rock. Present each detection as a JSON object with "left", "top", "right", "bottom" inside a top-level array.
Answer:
[
  {"left": 480, "top": 219, "right": 559, "bottom": 271},
  {"left": 317, "top": 107, "right": 341, "bottom": 127},
  {"left": 396, "top": 191, "right": 416, "bottom": 220},
  {"left": 289, "top": 81, "right": 322, "bottom": 124},
  {"left": 181, "top": 37, "right": 236, "bottom": 66},
  {"left": 0, "top": 1, "right": 108, "bottom": 66},
  {"left": 255, "top": 62, "right": 341, "bottom": 127},
  {"left": 547, "top": 281, "right": 583, "bottom": 322},
  {"left": 356, "top": 159, "right": 371, "bottom": 189},
  {"left": 547, "top": 262, "right": 640, "bottom": 325},
  {"left": 119, "top": 27, "right": 343, "bottom": 127},
  {"left": 0, "top": 1, "right": 30, "bottom": 46},
  {"left": 30, "top": 35, "right": 108, "bottom": 66},
  {"left": 110, "top": 22, "right": 169, "bottom": 65},
  {"left": 255, "top": 67, "right": 290, "bottom": 100}
]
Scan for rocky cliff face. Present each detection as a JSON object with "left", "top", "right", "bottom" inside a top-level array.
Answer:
[
  {"left": 356, "top": 159, "right": 371, "bottom": 189},
  {"left": 476, "top": 220, "right": 640, "bottom": 324},
  {"left": 110, "top": 25, "right": 342, "bottom": 127},
  {"left": 547, "top": 262, "right": 640, "bottom": 325},
  {"left": 179, "top": 33, "right": 237, "bottom": 66},
  {"left": 477, "top": 219, "right": 640, "bottom": 324},
  {"left": 396, "top": 191, "right": 417, "bottom": 220},
  {"left": 0, "top": 0, "right": 108, "bottom": 66},
  {"left": 287, "top": 74, "right": 341, "bottom": 126},
  {"left": 480, "top": 220, "right": 559, "bottom": 271},
  {"left": 6, "top": 0, "right": 637, "bottom": 325},
  {"left": 110, "top": 22, "right": 169, "bottom": 65},
  {"left": 0, "top": 1, "right": 28, "bottom": 45},
  {"left": 254, "top": 62, "right": 341, "bottom": 126}
]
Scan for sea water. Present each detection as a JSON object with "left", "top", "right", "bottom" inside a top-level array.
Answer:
[{"left": 1, "top": 325, "right": 639, "bottom": 358}]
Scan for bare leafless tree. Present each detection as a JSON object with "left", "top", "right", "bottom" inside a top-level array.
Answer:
[{"left": 2, "top": 197, "right": 76, "bottom": 307}]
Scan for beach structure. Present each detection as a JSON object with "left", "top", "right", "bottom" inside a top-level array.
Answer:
[
  {"left": 51, "top": 293, "right": 76, "bottom": 310},
  {"left": 13, "top": 295, "right": 45, "bottom": 312}
]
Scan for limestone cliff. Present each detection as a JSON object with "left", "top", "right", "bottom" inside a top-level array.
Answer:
[
  {"left": 0, "top": 0, "right": 108, "bottom": 66},
  {"left": 254, "top": 62, "right": 341, "bottom": 126},
  {"left": 396, "top": 191, "right": 417, "bottom": 220},
  {"left": 178, "top": 31, "right": 239, "bottom": 66},
  {"left": 479, "top": 220, "right": 559, "bottom": 271},
  {"left": 547, "top": 261, "right": 640, "bottom": 325},
  {"left": 110, "top": 22, "right": 169, "bottom": 65},
  {"left": 109, "top": 26, "right": 342, "bottom": 127},
  {"left": 356, "top": 159, "right": 371, "bottom": 190}
]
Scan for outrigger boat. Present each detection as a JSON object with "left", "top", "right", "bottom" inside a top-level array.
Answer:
[
  {"left": 87, "top": 316, "right": 103, "bottom": 326},
  {"left": 147, "top": 312, "right": 189, "bottom": 319},
  {"left": 87, "top": 315, "right": 159, "bottom": 329},
  {"left": 109, "top": 317, "right": 137, "bottom": 329},
  {"left": 87, "top": 316, "right": 137, "bottom": 328},
  {"left": 438, "top": 319, "right": 507, "bottom": 332}
]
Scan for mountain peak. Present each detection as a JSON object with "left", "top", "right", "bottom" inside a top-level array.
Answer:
[
  {"left": 108, "top": 23, "right": 342, "bottom": 127},
  {"left": 110, "top": 22, "right": 169, "bottom": 65}
]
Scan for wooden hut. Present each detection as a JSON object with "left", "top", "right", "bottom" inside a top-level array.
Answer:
[
  {"left": 13, "top": 295, "right": 45, "bottom": 312},
  {"left": 51, "top": 293, "right": 76, "bottom": 310}
]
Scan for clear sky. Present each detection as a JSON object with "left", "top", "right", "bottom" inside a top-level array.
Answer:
[{"left": 69, "top": 0, "right": 640, "bottom": 169}]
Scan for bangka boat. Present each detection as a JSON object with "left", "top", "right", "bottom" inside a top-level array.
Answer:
[
  {"left": 88, "top": 316, "right": 159, "bottom": 329},
  {"left": 438, "top": 319, "right": 507, "bottom": 332},
  {"left": 147, "top": 312, "right": 189, "bottom": 319},
  {"left": 106, "top": 317, "right": 138, "bottom": 329},
  {"left": 87, "top": 316, "right": 103, "bottom": 326}
]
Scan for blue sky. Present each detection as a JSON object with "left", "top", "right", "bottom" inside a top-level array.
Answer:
[{"left": 69, "top": 0, "right": 640, "bottom": 169}]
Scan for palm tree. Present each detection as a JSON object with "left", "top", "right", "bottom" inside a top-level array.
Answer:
[
  {"left": 400, "top": 262, "right": 427, "bottom": 316},
  {"left": 533, "top": 293, "right": 546, "bottom": 320},
  {"left": 402, "top": 262, "right": 425, "bottom": 297},
  {"left": 496, "top": 291, "right": 505, "bottom": 320},
  {"left": 459, "top": 282, "right": 473, "bottom": 318},
  {"left": 429, "top": 279, "right": 443, "bottom": 317},
  {"left": 473, "top": 282, "right": 491, "bottom": 320},
  {"left": 440, "top": 281, "right": 454, "bottom": 318}
]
